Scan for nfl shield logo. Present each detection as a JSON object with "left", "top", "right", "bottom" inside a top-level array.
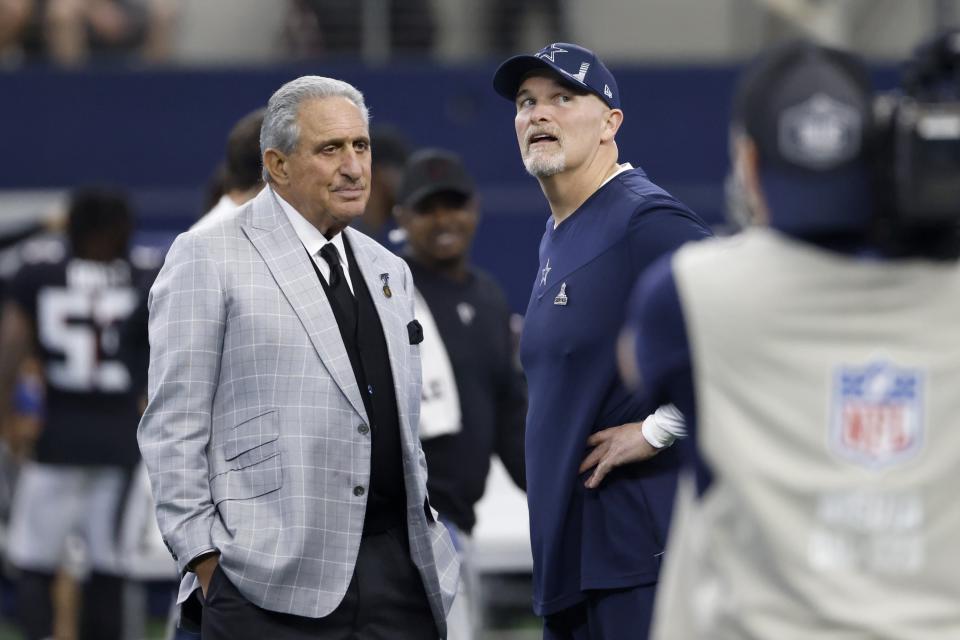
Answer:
[{"left": 831, "top": 360, "right": 924, "bottom": 469}]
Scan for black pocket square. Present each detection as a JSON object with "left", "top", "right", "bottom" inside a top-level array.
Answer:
[{"left": 407, "top": 320, "right": 423, "bottom": 345}]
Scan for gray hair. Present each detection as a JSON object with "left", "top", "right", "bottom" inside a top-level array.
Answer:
[{"left": 260, "top": 75, "right": 370, "bottom": 182}]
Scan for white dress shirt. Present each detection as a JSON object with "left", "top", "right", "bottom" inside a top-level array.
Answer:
[{"left": 273, "top": 187, "right": 355, "bottom": 294}]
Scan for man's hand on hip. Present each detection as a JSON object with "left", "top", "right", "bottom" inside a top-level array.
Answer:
[{"left": 580, "top": 421, "right": 660, "bottom": 489}]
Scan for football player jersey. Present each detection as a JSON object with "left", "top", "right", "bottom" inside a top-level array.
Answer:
[{"left": 8, "top": 241, "right": 155, "bottom": 467}]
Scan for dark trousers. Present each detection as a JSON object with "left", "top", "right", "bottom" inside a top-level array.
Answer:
[
  {"left": 542, "top": 584, "right": 657, "bottom": 640},
  {"left": 199, "top": 527, "right": 437, "bottom": 640}
]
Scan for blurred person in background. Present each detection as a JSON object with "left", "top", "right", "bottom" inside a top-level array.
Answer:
[
  {"left": 200, "top": 162, "right": 228, "bottom": 216},
  {"left": 1, "top": 208, "right": 65, "bottom": 307},
  {"left": 139, "top": 75, "right": 458, "bottom": 639},
  {"left": 0, "top": 187, "right": 154, "bottom": 640},
  {"left": 0, "top": 229, "right": 49, "bottom": 533},
  {"left": 492, "top": 42, "right": 711, "bottom": 640},
  {"left": 192, "top": 107, "right": 266, "bottom": 231},
  {"left": 355, "top": 125, "right": 411, "bottom": 245},
  {"left": 0, "top": 214, "right": 64, "bottom": 631},
  {"left": 17, "top": 0, "right": 178, "bottom": 66},
  {"left": 286, "top": 0, "right": 435, "bottom": 57},
  {"left": 487, "top": 0, "right": 568, "bottom": 55},
  {"left": 617, "top": 38, "right": 960, "bottom": 639},
  {"left": 394, "top": 148, "right": 527, "bottom": 639},
  {"left": 0, "top": 0, "right": 32, "bottom": 64}
]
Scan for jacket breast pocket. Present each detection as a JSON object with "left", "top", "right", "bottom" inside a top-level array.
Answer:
[{"left": 210, "top": 409, "right": 283, "bottom": 504}]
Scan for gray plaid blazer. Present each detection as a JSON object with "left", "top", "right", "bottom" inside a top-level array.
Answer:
[{"left": 138, "top": 187, "right": 459, "bottom": 635}]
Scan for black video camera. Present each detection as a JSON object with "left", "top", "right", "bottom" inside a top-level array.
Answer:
[{"left": 875, "top": 30, "right": 960, "bottom": 258}]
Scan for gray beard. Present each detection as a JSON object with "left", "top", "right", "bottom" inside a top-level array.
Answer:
[{"left": 524, "top": 151, "right": 566, "bottom": 178}]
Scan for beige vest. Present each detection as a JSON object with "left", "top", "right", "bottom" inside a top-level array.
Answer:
[{"left": 653, "top": 228, "right": 960, "bottom": 640}]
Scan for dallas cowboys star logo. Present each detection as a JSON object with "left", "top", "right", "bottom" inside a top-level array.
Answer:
[
  {"left": 536, "top": 44, "right": 567, "bottom": 63},
  {"left": 540, "top": 258, "right": 552, "bottom": 287}
]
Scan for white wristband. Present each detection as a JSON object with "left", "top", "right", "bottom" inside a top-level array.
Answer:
[{"left": 641, "top": 404, "right": 687, "bottom": 449}]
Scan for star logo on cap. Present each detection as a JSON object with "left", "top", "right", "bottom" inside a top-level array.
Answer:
[{"left": 536, "top": 44, "right": 568, "bottom": 63}]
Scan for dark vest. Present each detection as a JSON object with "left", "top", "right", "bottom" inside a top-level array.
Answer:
[{"left": 310, "top": 237, "right": 406, "bottom": 535}]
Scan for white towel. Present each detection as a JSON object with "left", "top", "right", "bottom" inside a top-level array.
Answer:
[{"left": 414, "top": 288, "right": 462, "bottom": 439}]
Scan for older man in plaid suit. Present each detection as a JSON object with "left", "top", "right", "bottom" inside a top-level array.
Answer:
[{"left": 138, "top": 75, "right": 459, "bottom": 639}]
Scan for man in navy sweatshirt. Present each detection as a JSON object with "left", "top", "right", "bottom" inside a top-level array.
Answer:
[{"left": 492, "top": 42, "right": 711, "bottom": 640}]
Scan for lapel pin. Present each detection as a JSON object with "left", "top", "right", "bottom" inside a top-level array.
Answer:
[
  {"left": 380, "top": 273, "right": 392, "bottom": 298},
  {"left": 554, "top": 282, "right": 568, "bottom": 306}
]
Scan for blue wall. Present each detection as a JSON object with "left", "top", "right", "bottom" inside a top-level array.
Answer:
[{"left": 6, "top": 62, "right": 891, "bottom": 311}]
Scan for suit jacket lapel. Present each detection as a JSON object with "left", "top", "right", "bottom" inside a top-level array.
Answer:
[{"left": 242, "top": 190, "right": 367, "bottom": 421}]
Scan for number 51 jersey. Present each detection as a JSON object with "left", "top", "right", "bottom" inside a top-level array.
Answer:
[{"left": 8, "top": 242, "right": 153, "bottom": 468}]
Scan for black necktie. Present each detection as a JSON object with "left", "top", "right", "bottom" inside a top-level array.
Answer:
[{"left": 319, "top": 243, "right": 356, "bottom": 332}]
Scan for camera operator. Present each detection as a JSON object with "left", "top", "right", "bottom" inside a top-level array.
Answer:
[{"left": 598, "top": 37, "right": 960, "bottom": 639}]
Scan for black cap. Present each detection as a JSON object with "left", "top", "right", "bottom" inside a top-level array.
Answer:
[
  {"left": 493, "top": 42, "right": 620, "bottom": 109},
  {"left": 733, "top": 41, "right": 876, "bottom": 235},
  {"left": 396, "top": 149, "right": 475, "bottom": 209},
  {"left": 370, "top": 125, "right": 411, "bottom": 168}
]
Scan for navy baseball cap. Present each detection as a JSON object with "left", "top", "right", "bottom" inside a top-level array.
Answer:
[
  {"left": 733, "top": 41, "right": 877, "bottom": 236},
  {"left": 493, "top": 42, "right": 621, "bottom": 109}
]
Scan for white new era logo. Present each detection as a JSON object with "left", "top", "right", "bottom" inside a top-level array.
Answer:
[{"left": 604, "top": 84, "right": 613, "bottom": 99}]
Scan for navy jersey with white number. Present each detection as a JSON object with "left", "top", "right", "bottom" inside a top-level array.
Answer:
[{"left": 9, "top": 244, "right": 153, "bottom": 467}]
